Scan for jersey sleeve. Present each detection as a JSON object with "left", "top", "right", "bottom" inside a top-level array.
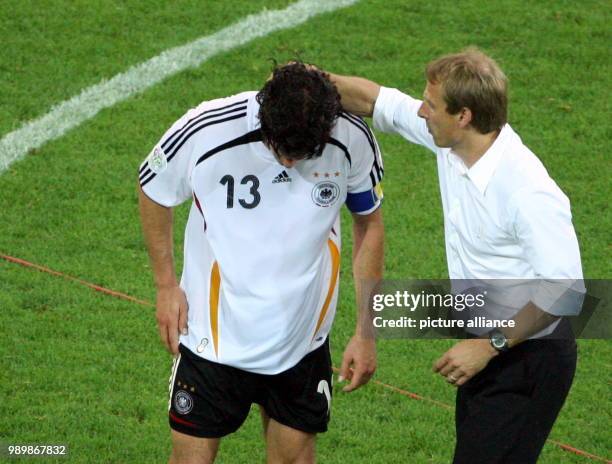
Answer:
[
  {"left": 343, "top": 114, "right": 384, "bottom": 215},
  {"left": 510, "top": 187, "right": 584, "bottom": 316},
  {"left": 373, "top": 87, "right": 438, "bottom": 154},
  {"left": 137, "top": 110, "right": 199, "bottom": 207}
]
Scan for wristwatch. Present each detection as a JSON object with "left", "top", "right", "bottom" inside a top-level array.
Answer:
[{"left": 488, "top": 329, "right": 509, "bottom": 352}]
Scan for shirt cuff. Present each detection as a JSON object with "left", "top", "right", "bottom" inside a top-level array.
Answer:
[{"left": 531, "top": 279, "right": 585, "bottom": 316}]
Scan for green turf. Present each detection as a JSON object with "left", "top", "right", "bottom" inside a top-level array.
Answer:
[{"left": 1, "top": 0, "right": 610, "bottom": 462}]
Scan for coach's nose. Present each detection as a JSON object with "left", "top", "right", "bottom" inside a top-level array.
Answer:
[{"left": 417, "top": 102, "right": 428, "bottom": 120}]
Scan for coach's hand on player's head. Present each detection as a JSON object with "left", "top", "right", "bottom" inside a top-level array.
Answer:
[
  {"left": 155, "top": 285, "right": 189, "bottom": 355},
  {"left": 339, "top": 335, "right": 377, "bottom": 392}
]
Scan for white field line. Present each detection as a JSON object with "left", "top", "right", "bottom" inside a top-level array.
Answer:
[{"left": 0, "top": 0, "right": 358, "bottom": 174}]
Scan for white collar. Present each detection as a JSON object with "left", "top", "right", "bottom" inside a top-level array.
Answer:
[{"left": 447, "top": 124, "right": 511, "bottom": 195}]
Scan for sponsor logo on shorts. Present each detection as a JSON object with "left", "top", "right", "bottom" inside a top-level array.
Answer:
[
  {"left": 312, "top": 181, "right": 339, "bottom": 207},
  {"left": 174, "top": 390, "right": 194, "bottom": 415}
]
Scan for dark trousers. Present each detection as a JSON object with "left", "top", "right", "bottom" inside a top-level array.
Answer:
[{"left": 453, "top": 322, "right": 577, "bottom": 464}]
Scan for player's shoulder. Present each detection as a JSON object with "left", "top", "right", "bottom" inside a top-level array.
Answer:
[
  {"left": 330, "top": 111, "right": 378, "bottom": 160},
  {"left": 158, "top": 91, "right": 256, "bottom": 155},
  {"left": 179, "top": 91, "right": 255, "bottom": 130},
  {"left": 334, "top": 111, "right": 376, "bottom": 144},
  {"left": 190, "top": 91, "right": 256, "bottom": 116}
]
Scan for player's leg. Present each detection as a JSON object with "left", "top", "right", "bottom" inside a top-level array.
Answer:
[
  {"left": 169, "top": 430, "right": 219, "bottom": 464},
  {"left": 259, "top": 405, "right": 271, "bottom": 437},
  {"left": 264, "top": 414, "right": 316, "bottom": 464},
  {"left": 167, "top": 345, "right": 255, "bottom": 463},
  {"left": 260, "top": 339, "right": 333, "bottom": 464}
]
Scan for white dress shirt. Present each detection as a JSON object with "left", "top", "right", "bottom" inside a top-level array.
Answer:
[{"left": 373, "top": 87, "right": 584, "bottom": 335}]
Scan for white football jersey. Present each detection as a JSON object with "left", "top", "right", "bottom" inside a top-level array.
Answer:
[{"left": 139, "top": 91, "right": 383, "bottom": 374}]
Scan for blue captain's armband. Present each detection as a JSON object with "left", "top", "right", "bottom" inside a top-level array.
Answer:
[{"left": 346, "top": 185, "right": 383, "bottom": 214}]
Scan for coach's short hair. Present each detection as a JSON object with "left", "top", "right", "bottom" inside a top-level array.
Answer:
[
  {"left": 426, "top": 48, "right": 508, "bottom": 134},
  {"left": 257, "top": 62, "right": 341, "bottom": 159}
]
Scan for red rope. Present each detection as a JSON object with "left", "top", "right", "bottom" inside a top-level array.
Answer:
[
  {"left": 2, "top": 252, "right": 609, "bottom": 463},
  {"left": 0, "top": 253, "right": 153, "bottom": 307}
]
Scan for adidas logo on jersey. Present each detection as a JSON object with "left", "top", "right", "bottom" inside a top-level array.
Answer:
[{"left": 272, "top": 170, "right": 292, "bottom": 183}]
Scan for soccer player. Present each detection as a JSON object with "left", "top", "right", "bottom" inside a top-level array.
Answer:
[
  {"left": 138, "top": 62, "right": 384, "bottom": 464},
  {"left": 325, "top": 48, "right": 583, "bottom": 463}
]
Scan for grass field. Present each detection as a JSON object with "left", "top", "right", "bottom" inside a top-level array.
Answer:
[{"left": 1, "top": 0, "right": 610, "bottom": 462}]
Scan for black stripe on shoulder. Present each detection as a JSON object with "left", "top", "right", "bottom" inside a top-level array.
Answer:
[
  {"left": 196, "top": 130, "right": 263, "bottom": 166},
  {"left": 162, "top": 106, "right": 246, "bottom": 158},
  {"left": 327, "top": 137, "right": 352, "bottom": 167},
  {"left": 141, "top": 113, "right": 248, "bottom": 188},
  {"left": 341, "top": 112, "right": 383, "bottom": 181},
  {"left": 139, "top": 167, "right": 152, "bottom": 182},
  {"left": 161, "top": 99, "right": 248, "bottom": 150},
  {"left": 343, "top": 110, "right": 370, "bottom": 132},
  {"left": 140, "top": 170, "right": 156, "bottom": 188},
  {"left": 167, "top": 112, "right": 247, "bottom": 162},
  {"left": 340, "top": 112, "right": 375, "bottom": 153},
  {"left": 163, "top": 106, "right": 247, "bottom": 155}
]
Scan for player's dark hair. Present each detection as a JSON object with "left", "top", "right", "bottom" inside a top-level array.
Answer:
[{"left": 257, "top": 62, "right": 341, "bottom": 159}]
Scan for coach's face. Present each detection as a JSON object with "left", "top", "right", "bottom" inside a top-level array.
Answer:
[{"left": 417, "top": 82, "right": 462, "bottom": 148}]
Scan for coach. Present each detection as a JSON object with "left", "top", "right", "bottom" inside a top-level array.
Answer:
[{"left": 326, "top": 48, "right": 583, "bottom": 463}]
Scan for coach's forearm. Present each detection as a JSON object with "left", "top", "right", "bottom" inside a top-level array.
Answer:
[
  {"left": 352, "top": 209, "right": 384, "bottom": 337},
  {"left": 138, "top": 186, "right": 178, "bottom": 289},
  {"left": 503, "top": 301, "right": 559, "bottom": 348},
  {"left": 327, "top": 73, "right": 381, "bottom": 117}
]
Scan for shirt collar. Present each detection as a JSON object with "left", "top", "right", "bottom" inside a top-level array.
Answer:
[{"left": 467, "top": 125, "right": 511, "bottom": 195}]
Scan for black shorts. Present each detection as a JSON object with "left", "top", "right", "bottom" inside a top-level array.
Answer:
[{"left": 168, "top": 340, "right": 333, "bottom": 438}]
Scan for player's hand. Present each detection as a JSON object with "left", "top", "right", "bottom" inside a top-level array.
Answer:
[
  {"left": 155, "top": 285, "right": 189, "bottom": 355},
  {"left": 433, "top": 339, "right": 498, "bottom": 387},
  {"left": 339, "top": 335, "right": 376, "bottom": 392}
]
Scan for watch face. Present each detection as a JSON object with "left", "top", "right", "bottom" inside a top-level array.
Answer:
[{"left": 491, "top": 332, "right": 507, "bottom": 349}]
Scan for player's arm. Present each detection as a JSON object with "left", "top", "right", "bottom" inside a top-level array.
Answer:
[
  {"left": 340, "top": 208, "right": 384, "bottom": 392},
  {"left": 138, "top": 185, "right": 188, "bottom": 355},
  {"left": 326, "top": 72, "right": 381, "bottom": 117}
]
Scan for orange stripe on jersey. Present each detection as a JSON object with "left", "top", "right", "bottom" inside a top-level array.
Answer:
[
  {"left": 209, "top": 261, "right": 221, "bottom": 357},
  {"left": 312, "top": 239, "right": 340, "bottom": 339}
]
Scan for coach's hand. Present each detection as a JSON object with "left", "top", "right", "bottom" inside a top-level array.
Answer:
[
  {"left": 156, "top": 285, "right": 189, "bottom": 355},
  {"left": 433, "top": 339, "right": 498, "bottom": 387},
  {"left": 339, "top": 335, "right": 376, "bottom": 392}
]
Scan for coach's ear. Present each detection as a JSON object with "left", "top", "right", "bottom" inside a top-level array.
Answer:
[{"left": 457, "top": 107, "right": 473, "bottom": 129}]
